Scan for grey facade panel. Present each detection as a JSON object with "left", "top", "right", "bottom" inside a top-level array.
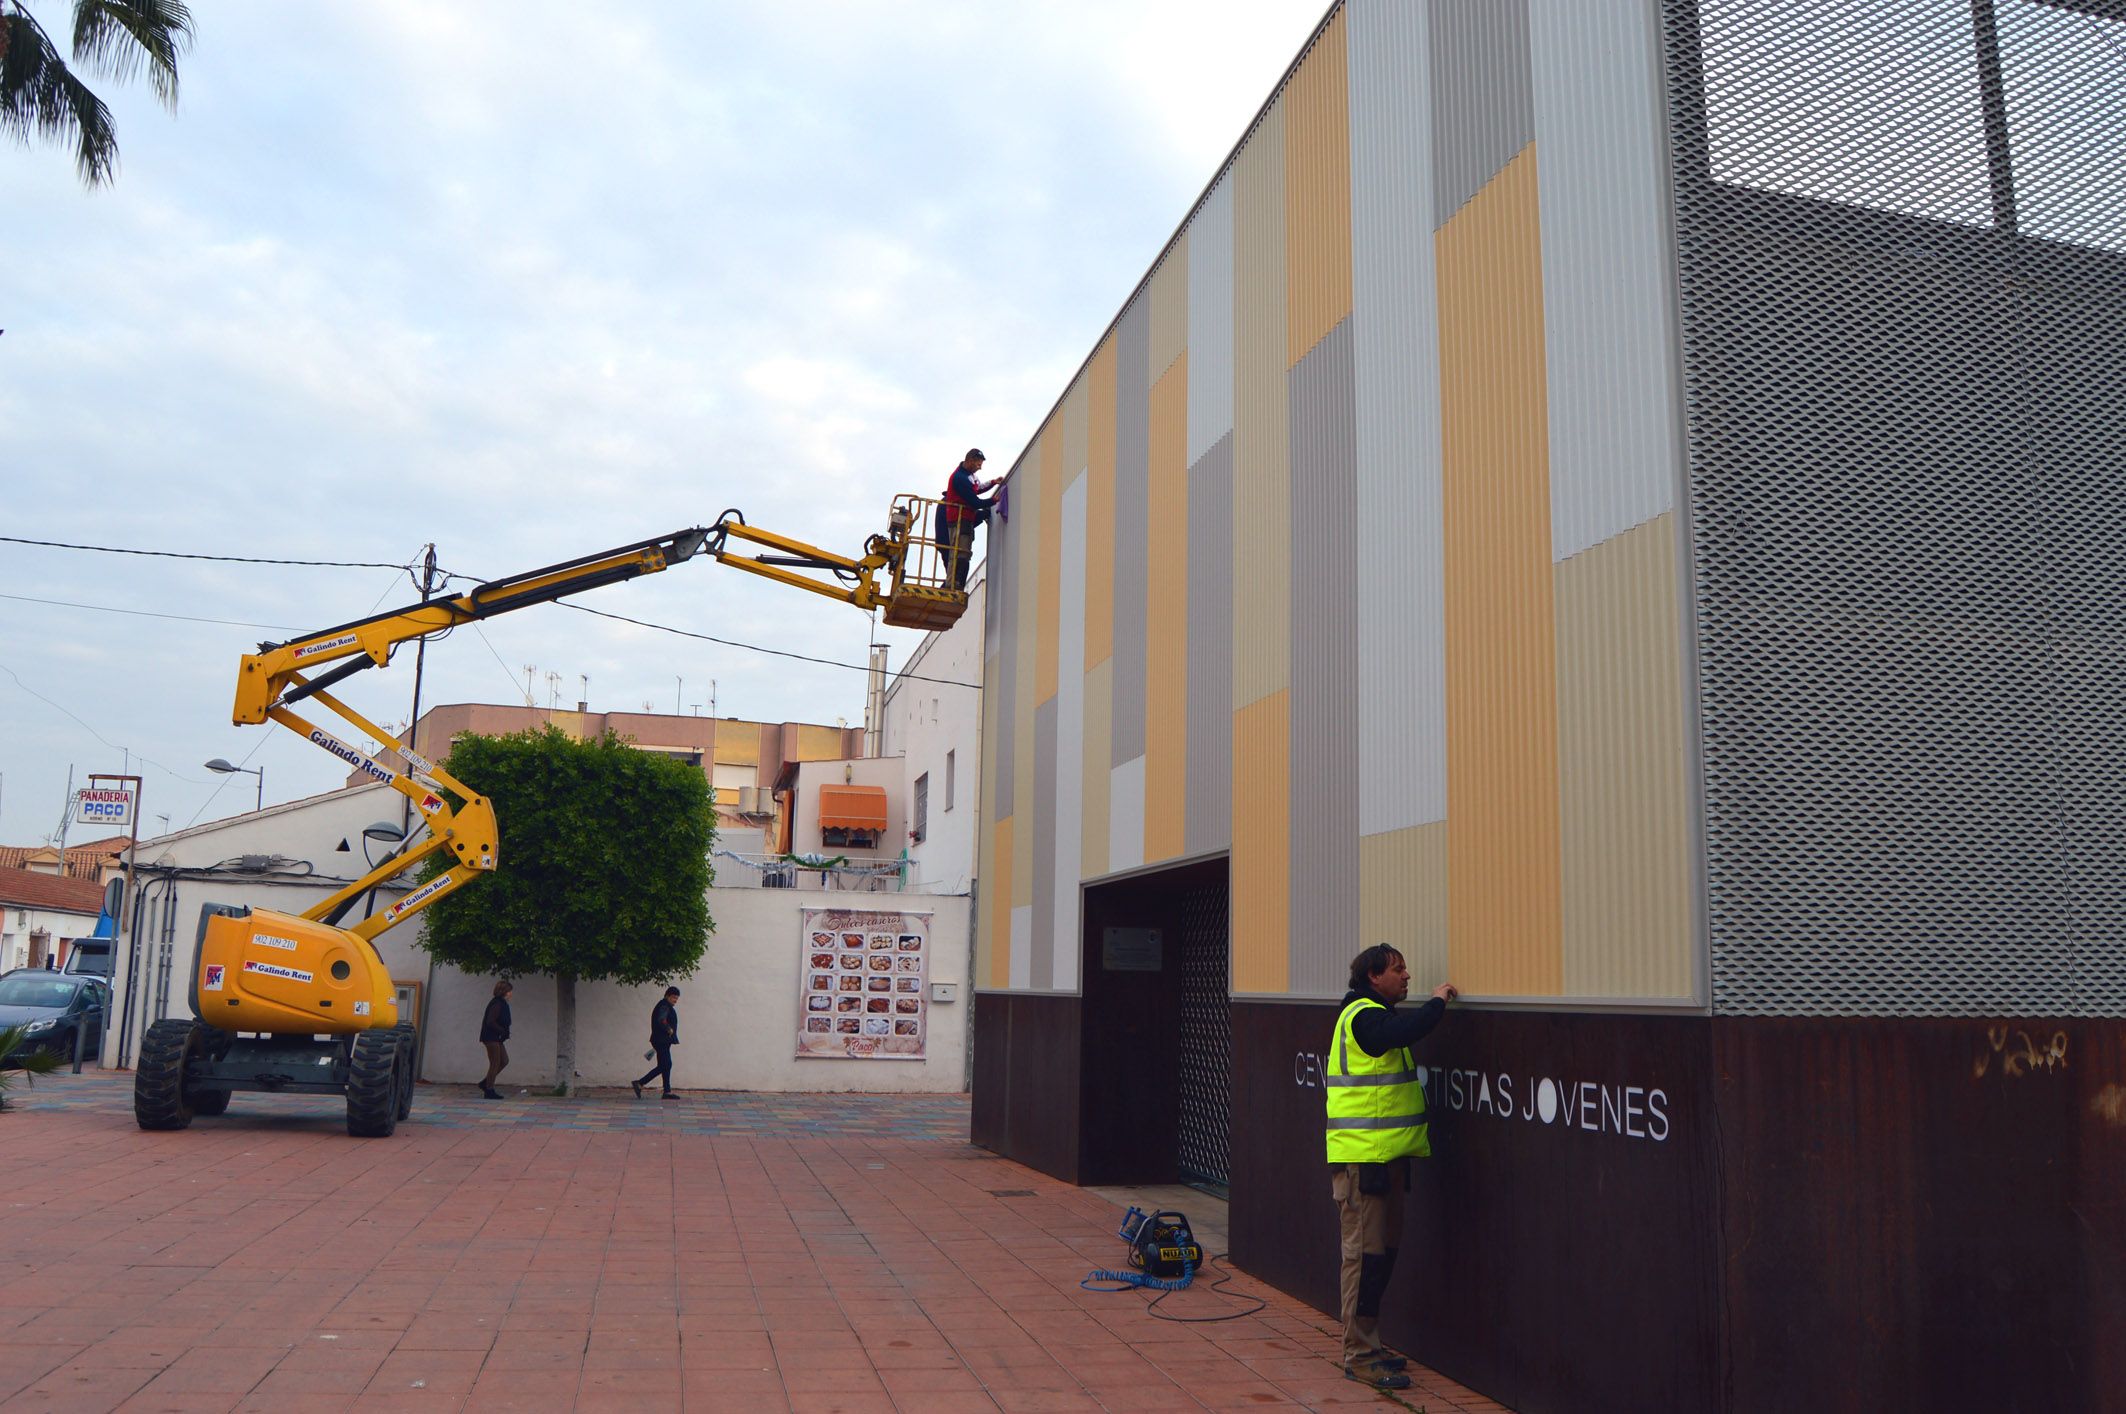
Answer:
[
  {"left": 991, "top": 498, "right": 1017, "bottom": 824},
  {"left": 1185, "top": 433, "right": 1235, "bottom": 857},
  {"left": 1032, "top": 695, "right": 1058, "bottom": 989},
  {"left": 1286, "top": 321, "right": 1360, "bottom": 997},
  {"left": 1660, "top": 0, "right": 2126, "bottom": 1016},
  {"left": 1430, "top": 0, "right": 1534, "bottom": 226},
  {"left": 1111, "top": 292, "right": 1152, "bottom": 767}
]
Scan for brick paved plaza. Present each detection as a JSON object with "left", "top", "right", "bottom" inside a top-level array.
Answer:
[{"left": 0, "top": 1075, "right": 1506, "bottom": 1413}]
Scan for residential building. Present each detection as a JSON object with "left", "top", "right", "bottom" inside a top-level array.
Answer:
[
  {"left": 0, "top": 836, "right": 132, "bottom": 884},
  {"left": 880, "top": 576, "right": 985, "bottom": 895},
  {"left": 970, "top": 3, "right": 2124, "bottom": 1409},
  {"left": 0, "top": 868, "right": 105, "bottom": 973}
]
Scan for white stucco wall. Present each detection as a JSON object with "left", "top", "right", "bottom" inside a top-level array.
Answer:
[
  {"left": 421, "top": 886, "right": 973, "bottom": 1092},
  {"left": 880, "top": 576, "right": 984, "bottom": 894},
  {"left": 2, "top": 905, "right": 101, "bottom": 973}
]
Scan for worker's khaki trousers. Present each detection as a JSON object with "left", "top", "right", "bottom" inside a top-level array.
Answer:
[{"left": 1331, "top": 1161, "right": 1405, "bottom": 1368}]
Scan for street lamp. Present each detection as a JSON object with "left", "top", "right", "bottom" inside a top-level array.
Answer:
[{"left": 203, "top": 758, "right": 263, "bottom": 812}]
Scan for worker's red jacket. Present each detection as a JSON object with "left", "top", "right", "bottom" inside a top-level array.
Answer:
[{"left": 941, "top": 463, "right": 992, "bottom": 525}]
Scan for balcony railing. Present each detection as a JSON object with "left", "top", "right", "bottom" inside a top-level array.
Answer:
[{"left": 712, "top": 850, "right": 908, "bottom": 892}]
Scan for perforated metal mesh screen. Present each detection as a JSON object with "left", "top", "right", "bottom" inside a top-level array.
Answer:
[
  {"left": 1177, "top": 883, "right": 1232, "bottom": 1187},
  {"left": 1660, "top": 0, "right": 2126, "bottom": 1016}
]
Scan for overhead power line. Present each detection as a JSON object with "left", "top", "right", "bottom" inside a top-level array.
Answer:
[
  {"left": 0, "top": 589, "right": 299, "bottom": 633},
  {"left": 559, "top": 601, "right": 983, "bottom": 691},
  {"left": 1, "top": 534, "right": 415, "bottom": 571}
]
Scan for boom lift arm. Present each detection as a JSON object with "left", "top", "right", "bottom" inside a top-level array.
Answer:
[
  {"left": 239, "top": 496, "right": 968, "bottom": 943},
  {"left": 235, "top": 528, "right": 714, "bottom": 942}
]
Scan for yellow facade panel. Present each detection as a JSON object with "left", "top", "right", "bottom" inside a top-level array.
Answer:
[
  {"left": 1082, "top": 657, "right": 1114, "bottom": 880},
  {"left": 1144, "top": 355, "right": 1191, "bottom": 863},
  {"left": 989, "top": 816, "right": 1014, "bottom": 988},
  {"left": 1360, "top": 824, "right": 1449, "bottom": 992},
  {"left": 1062, "top": 369, "right": 1089, "bottom": 487},
  {"left": 1233, "top": 99, "right": 1291, "bottom": 709},
  {"left": 1232, "top": 690, "right": 1291, "bottom": 993},
  {"left": 793, "top": 725, "right": 844, "bottom": 761},
  {"left": 1150, "top": 236, "right": 1189, "bottom": 383},
  {"left": 1284, "top": 7, "right": 1353, "bottom": 367},
  {"left": 1085, "top": 335, "right": 1119, "bottom": 671},
  {"left": 1037, "top": 426, "right": 1064, "bottom": 705},
  {"left": 1557, "top": 515, "right": 1695, "bottom": 999},
  {"left": 1438, "top": 145, "right": 1564, "bottom": 997},
  {"left": 712, "top": 724, "right": 759, "bottom": 768}
]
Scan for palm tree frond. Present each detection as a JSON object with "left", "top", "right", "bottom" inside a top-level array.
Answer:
[
  {"left": 0, "top": 8, "right": 117, "bottom": 184},
  {"left": 72, "top": 0, "right": 191, "bottom": 109}
]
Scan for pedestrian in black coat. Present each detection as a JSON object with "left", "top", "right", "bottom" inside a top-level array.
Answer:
[{"left": 632, "top": 987, "right": 681, "bottom": 1099}]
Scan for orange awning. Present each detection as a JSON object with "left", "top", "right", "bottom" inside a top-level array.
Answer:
[{"left": 818, "top": 784, "right": 888, "bottom": 831}]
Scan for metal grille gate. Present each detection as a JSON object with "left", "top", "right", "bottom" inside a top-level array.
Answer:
[{"left": 1176, "top": 883, "right": 1232, "bottom": 1189}]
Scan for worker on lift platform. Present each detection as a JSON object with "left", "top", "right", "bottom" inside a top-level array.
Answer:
[{"left": 938, "top": 447, "right": 998, "bottom": 590}]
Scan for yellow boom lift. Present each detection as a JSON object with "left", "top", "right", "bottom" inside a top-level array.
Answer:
[{"left": 135, "top": 498, "right": 969, "bottom": 1136}]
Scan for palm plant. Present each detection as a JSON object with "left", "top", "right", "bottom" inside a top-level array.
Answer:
[
  {"left": 0, "top": 0, "right": 193, "bottom": 187},
  {"left": 0, "top": 1024, "right": 63, "bottom": 1112}
]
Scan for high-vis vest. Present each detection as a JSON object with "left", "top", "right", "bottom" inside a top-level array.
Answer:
[{"left": 1324, "top": 997, "right": 1431, "bottom": 1163}]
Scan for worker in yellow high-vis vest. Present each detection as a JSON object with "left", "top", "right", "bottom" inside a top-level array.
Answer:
[{"left": 1326, "top": 944, "right": 1457, "bottom": 1391}]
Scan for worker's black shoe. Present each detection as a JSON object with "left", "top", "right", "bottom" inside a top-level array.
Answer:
[
  {"left": 1346, "top": 1363, "right": 1412, "bottom": 1391},
  {"left": 631, "top": 1081, "right": 644, "bottom": 1099},
  {"left": 1366, "top": 1352, "right": 1409, "bottom": 1373}
]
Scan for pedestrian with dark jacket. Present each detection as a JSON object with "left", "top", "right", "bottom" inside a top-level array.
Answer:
[
  {"left": 1324, "top": 945, "right": 1456, "bottom": 1390},
  {"left": 478, "top": 979, "right": 512, "bottom": 1100},
  {"left": 632, "top": 987, "right": 681, "bottom": 1099}
]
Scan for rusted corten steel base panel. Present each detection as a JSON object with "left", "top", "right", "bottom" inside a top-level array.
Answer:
[{"left": 976, "top": 1000, "right": 2126, "bottom": 1413}]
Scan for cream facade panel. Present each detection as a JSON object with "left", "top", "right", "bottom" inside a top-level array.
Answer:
[
  {"left": 1031, "top": 696, "right": 1058, "bottom": 987},
  {"left": 1351, "top": 0, "right": 1449, "bottom": 837},
  {"left": 1557, "top": 514, "right": 1695, "bottom": 1000},
  {"left": 1186, "top": 175, "right": 1236, "bottom": 466},
  {"left": 1085, "top": 336, "right": 1119, "bottom": 672},
  {"left": 1149, "top": 238, "right": 1189, "bottom": 383},
  {"left": 1233, "top": 98, "right": 1293, "bottom": 709},
  {"left": 1052, "top": 473, "right": 1088, "bottom": 993},
  {"left": 1530, "top": 0, "right": 1681, "bottom": 559},
  {"left": 1360, "top": 822, "right": 1450, "bottom": 995}
]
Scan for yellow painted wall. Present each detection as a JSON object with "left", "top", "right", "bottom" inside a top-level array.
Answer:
[
  {"left": 1437, "top": 145, "right": 1564, "bottom": 997},
  {"left": 1284, "top": 6, "right": 1353, "bottom": 367},
  {"left": 1144, "top": 354, "right": 1190, "bottom": 862},
  {"left": 1232, "top": 690, "right": 1291, "bottom": 993},
  {"left": 990, "top": 816, "right": 1014, "bottom": 986}
]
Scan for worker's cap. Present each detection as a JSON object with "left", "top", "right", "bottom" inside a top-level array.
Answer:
[{"left": 965, "top": 448, "right": 986, "bottom": 461}]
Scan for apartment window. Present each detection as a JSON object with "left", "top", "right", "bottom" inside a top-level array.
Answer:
[
  {"left": 913, "top": 773, "right": 929, "bottom": 844},
  {"left": 944, "top": 750, "right": 956, "bottom": 812}
]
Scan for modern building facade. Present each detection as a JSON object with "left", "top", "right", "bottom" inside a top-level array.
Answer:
[{"left": 971, "top": 2, "right": 2124, "bottom": 1409}]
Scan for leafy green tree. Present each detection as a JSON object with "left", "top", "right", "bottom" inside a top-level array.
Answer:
[
  {"left": 2, "top": 0, "right": 194, "bottom": 187},
  {"left": 417, "top": 726, "right": 716, "bottom": 1093}
]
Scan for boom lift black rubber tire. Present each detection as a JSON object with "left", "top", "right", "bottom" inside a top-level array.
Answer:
[
  {"left": 135, "top": 1018, "right": 200, "bottom": 1130},
  {"left": 393, "top": 1022, "right": 416, "bottom": 1121},
  {"left": 182, "top": 1025, "right": 234, "bottom": 1115},
  {"left": 346, "top": 1027, "right": 400, "bottom": 1137}
]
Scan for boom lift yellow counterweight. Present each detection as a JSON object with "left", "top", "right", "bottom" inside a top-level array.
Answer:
[{"left": 135, "top": 500, "right": 970, "bottom": 1137}]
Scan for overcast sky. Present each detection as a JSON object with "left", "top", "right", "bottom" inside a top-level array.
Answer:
[{"left": 1, "top": 0, "right": 1327, "bottom": 846}]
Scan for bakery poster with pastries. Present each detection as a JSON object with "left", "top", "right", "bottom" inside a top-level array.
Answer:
[{"left": 796, "top": 907, "right": 931, "bottom": 1059}]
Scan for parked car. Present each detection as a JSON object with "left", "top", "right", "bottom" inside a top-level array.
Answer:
[{"left": 0, "top": 972, "right": 108, "bottom": 1062}]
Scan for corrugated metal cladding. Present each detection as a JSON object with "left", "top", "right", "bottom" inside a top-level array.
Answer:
[
  {"left": 1661, "top": 0, "right": 2126, "bottom": 1017},
  {"left": 977, "top": 0, "right": 1699, "bottom": 1007}
]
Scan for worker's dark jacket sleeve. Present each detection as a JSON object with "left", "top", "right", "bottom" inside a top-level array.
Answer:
[
  {"left": 1344, "top": 989, "right": 1445, "bottom": 1058},
  {"left": 949, "top": 465, "right": 994, "bottom": 511}
]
